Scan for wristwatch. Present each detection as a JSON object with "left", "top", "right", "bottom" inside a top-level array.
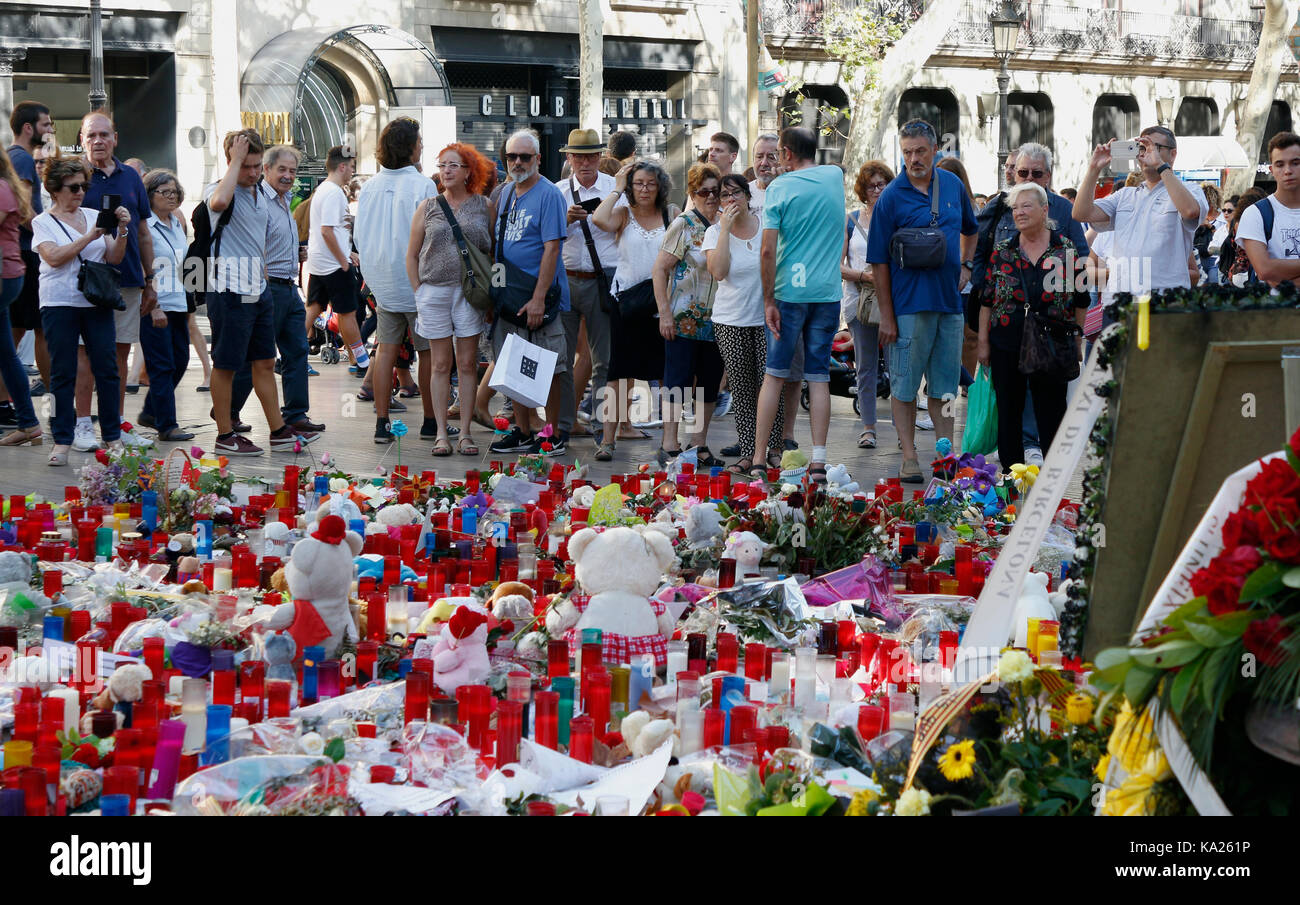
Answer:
[
  {"left": 1156, "top": 163, "right": 1172, "bottom": 176},
  {"left": 961, "top": 260, "right": 975, "bottom": 271}
]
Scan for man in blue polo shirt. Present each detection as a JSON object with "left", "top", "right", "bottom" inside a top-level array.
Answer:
[
  {"left": 73, "top": 112, "right": 157, "bottom": 450},
  {"left": 867, "top": 119, "right": 978, "bottom": 483}
]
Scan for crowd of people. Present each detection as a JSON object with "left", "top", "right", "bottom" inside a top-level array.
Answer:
[{"left": 2, "top": 98, "right": 1299, "bottom": 479}]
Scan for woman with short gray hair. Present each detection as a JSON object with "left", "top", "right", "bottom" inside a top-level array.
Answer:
[{"left": 976, "top": 180, "right": 1087, "bottom": 472}]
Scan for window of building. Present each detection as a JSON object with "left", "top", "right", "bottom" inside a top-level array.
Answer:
[
  {"left": 781, "top": 84, "right": 848, "bottom": 166},
  {"left": 1261, "top": 100, "right": 1293, "bottom": 164},
  {"left": 300, "top": 60, "right": 355, "bottom": 161},
  {"left": 1007, "top": 91, "right": 1053, "bottom": 154},
  {"left": 898, "top": 87, "right": 959, "bottom": 156},
  {"left": 1175, "top": 97, "right": 1219, "bottom": 136}
]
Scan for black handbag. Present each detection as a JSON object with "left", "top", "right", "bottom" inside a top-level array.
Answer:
[
  {"left": 889, "top": 169, "right": 947, "bottom": 271},
  {"left": 491, "top": 189, "right": 561, "bottom": 328},
  {"left": 436, "top": 195, "right": 495, "bottom": 313},
  {"left": 614, "top": 208, "right": 675, "bottom": 318},
  {"left": 52, "top": 215, "right": 125, "bottom": 311},
  {"left": 570, "top": 178, "right": 618, "bottom": 314},
  {"left": 1015, "top": 256, "right": 1081, "bottom": 381}
]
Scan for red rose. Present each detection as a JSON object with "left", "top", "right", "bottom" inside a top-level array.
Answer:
[
  {"left": 94, "top": 449, "right": 109, "bottom": 465},
  {"left": 1190, "top": 546, "right": 1261, "bottom": 615},
  {"left": 493, "top": 416, "right": 510, "bottom": 432},
  {"left": 1267, "top": 531, "right": 1300, "bottom": 564},
  {"left": 1218, "top": 545, "right": 1262, "bottom": 578},
  {"left": 1290, "top": 425, "right": 1300, "bottom": 460},
  {"left": 71, "top": 743, "right": 100, "bottom": 768},
  {"left": 1221, "top": 508, "right": 1262, "bottom": 549},
  {"left": 541, "top": 441, "right": 554, "bottom": 452},
  {"left": 1252, "top": 500, "right": 1300, "bottom": 543},
  {"left": 1244, "top": 459, "right": 1300, "bottom": 511},
  {"left": 1243, "top": 614, "right": 1293, "bottom": 668}
]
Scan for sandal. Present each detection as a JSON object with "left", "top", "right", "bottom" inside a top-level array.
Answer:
[
  {"left": 47, "top": 444, "right": 70, "bottom": 467},
  {"left": 809, "top": 465, "right": 828, "bottom": 486},
  {"left": 457, "top": 436, "right": 478, "bottom": 456},
  {"left": 594, "top": 443, "right": 615, "bottom": 462},
  {"left": 616, "top": 427, "right": 652, "bottom": 441},
  {"left": 858, "top": 429, "right": 877, "bottom": 449},
  {"left": 747, "top": 464, "right": 769, "bottom": 480},
  {"left": 356, "top": 387, "right": 375, "bottom": 403},
  {"left": 694, "top": 446, "right": 724, "bottom": 468},
  {"left": 431, "top": 437, "right": 453, "bottom": 457},
  {"left": 397, "top": 385, "right": 420, "bottom": 398},
  {"left": 766, "top": 451, "right": 783, "bottom": 469},
  {"left": 726, "top": 457, "right": 754, "bottom": 475},
  {"left": 472, "top": 409, "right": 495, "bottom": 431}
]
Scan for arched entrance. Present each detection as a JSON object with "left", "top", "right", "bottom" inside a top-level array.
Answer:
[{"left": 241, "top": 24, "right": 452, "bottom": 171}]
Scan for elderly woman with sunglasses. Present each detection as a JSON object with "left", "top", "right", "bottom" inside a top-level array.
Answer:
[{"left": 30, "top": 157, "right": 130, "bottom": 465}]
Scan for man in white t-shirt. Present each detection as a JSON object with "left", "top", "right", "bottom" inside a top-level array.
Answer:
[
  {"left": 1072, "top": 125, "right": 1208, "bottom": 304},
  {"left": 1239, "top": 131, "right": 1300, "bottom": 288},
  {"left": 305, "top": 145, "right": 368, "bottom": 374}
]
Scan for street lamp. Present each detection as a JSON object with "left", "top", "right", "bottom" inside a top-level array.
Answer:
[
  {"left": 88, "top": 0, "right": 107, "bottom": 111},
  {"left": 989, "top": 0, "right": 1023, "bottom": 190}
]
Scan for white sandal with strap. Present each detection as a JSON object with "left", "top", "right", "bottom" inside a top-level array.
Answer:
[{"left": 47, "top": 444, "right": 70, "bottom": 467}]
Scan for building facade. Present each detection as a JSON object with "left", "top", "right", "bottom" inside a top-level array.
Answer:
[{"left": 763, "top": 0, "right": 1300, "bottom": 194}]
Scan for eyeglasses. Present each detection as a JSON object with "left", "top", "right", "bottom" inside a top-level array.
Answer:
[
  {"left": 1016, "top": 169, "right": 1046, "bottom": 179},
  {"left": 694, "top": 187, "right": 720, "bottom": 198},
  {"left": 631, "top": 181, "right": 658, "bottom": 190},
  {"left": 505, "top": 153, "right": 535, "bottom": 163},
  {"left": 867, "top": 182, "right": 887, "bottom": 193},
  {"left": 153, "top": 188, "right": 178, "bottom": 198},
  {"left": 61, "top": 183, "right": 86, "bottom": 194},
  {"left": 720, "top": 191, "right": 746, "bottom": 200},
  {"left": 436, "top": 162, "right": 463, "bottom": 171},
  {"left": 1146, "top": 142, "right": 1175, "bottom": 151}
]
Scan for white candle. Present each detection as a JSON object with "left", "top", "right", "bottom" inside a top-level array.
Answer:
[
  {"left": 769, "top": 658, "right": 790, "bottom": 702},
  {"left": 49, "top": 686, "right": 79, "bottom": 731},
  {"left": 666, "top": 650, "right": 688, "bottom": 686},
  {"left": 212, "top": 568, "right": 233, "bottom": 592}
]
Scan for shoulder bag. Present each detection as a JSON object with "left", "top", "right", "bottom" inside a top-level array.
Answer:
[
  {"left": 613, "top": 208, "right": 671, "bottom": 318},
  {"left": 436, "top": 195, "right": 495, "bottom": 313},
  {"left": 1016, "top": 245, "right": 1082, "bottom": 382},
  {"left": 51, "top": 215, "right": 125, "bottom": 311},
  {"left": 571, "top": 178, "right": 618, "bottom": 314},
  {"left": 491, "top": 189, "right": 562, "bottom": 328},
  {"left": 847, "top": 211, "right": 880, "bottom": 325},
  {"left": 889, "top": 171, "right": 947, "bottom": 271}
]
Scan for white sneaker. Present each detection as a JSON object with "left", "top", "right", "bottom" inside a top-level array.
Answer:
[
  {"left": 72, "top": 421, "right": 101, "bottom": 452},
  {"left": 633, "top": 418, "right": 663, "bottom": 430},
  {"left": 1025, "top": 447, "right": 1044, "bottom": 466},
  {"left": 916, "top": 412, "right": 934, "bottom": 431},
  {"left": 120, "top": 429, "right": 153, "bottom": 449}
]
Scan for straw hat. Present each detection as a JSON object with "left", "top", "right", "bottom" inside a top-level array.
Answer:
[{"left": 559, "top": 128, "right": 604, "bottom": 154}]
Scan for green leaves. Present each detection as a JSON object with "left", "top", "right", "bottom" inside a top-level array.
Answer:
[
  {"left": 1123, "top": 664, "right": 1161, "bottom": 708},
  {"left": 1239, "top": 561, "right": 1285, "bottom": 603},
  {"left": 324, "top": 737, "right": 346, "bottom": 764},
  {"left": 1049, "top": 776, "right": 1093, "bottom": 804},
  {"left": 1131, "top": 639, "right": 1203, "bottom": 669}
]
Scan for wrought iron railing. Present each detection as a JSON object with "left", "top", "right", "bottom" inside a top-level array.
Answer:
[{"left": 761, "top": 0, "right": 1263, "bottom": 62}]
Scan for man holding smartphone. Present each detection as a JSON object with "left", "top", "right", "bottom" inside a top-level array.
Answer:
[
  {"left": 75, "top": 112, "right": 157, "bottom": 450},
  {"left": 1072, "top": 126, "right": 1207, "bottom": 310}
]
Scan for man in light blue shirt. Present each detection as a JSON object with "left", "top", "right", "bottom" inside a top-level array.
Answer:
[
  {"left": 228, "top": 144, "right": 324, "bottom": 436},
  {"left": 356, "top": 119, "right": 439, "bottom": 442}
]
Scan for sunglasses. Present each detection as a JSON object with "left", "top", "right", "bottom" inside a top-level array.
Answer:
[
  {"left": 694, "top": 187, "right": 720, "bottom": 198},
  {"left": 62, "top": 183, "right": 87, "bottom": 193},
  {"left": 506, "top": 153, "right": 535, "bottom": 163},
  {"left": 1016, "top": 169, "right": 1046, "bottom": 179}
]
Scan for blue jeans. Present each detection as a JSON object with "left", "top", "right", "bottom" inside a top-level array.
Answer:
[
  {"left": 765, "top": 300, "right": 840, "bottom": 382},
  {"left": 232, "top": 282, "right": 310, "bottom": 422},
  {"left": 847, "top": 316, "right": 878, "bottom": 428},
  {"left": 42, "top": 305, "right": 120, "bottom": 446},
  {"left": 139, "top": 311, "right": 191, "bottom": 434},
  {"left": 888, "top": 311, "right": 963, "bottom": 403},
  {"left": 0, "top": 276, "right": 37, "bottom": 429},
  {"left": 1022, "top": 393, "right": 1040, "bottom": 451}
]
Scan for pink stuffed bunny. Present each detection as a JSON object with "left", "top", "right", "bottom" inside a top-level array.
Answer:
[{"left": 431, "top": 605, "right": 491, "bottom": 695}]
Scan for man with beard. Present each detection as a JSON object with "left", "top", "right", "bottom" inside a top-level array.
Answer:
[{"left": 488, "top": 129, "right": 571, "bottom": 455}]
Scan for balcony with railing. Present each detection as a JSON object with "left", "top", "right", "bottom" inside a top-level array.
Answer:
[{"left": 760, "top": 0, "right": 1265, "bottom": 64}]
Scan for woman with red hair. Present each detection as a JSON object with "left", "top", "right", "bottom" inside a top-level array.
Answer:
[{"left": 407, "top": 142, "right": 496, "bottom": 456}]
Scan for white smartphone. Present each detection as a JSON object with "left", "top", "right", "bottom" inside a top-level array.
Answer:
[{"left": 1110, "top": 139, "right": 1140, "bottom": 161}]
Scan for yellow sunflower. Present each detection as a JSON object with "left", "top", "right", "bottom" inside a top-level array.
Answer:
[{"left": 937, "top": 739, "right": 977, "bottom": 781}]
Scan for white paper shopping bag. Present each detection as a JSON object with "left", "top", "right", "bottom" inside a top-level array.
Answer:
[{"left": 489, "top": 331, "right": 558, "bottom": 410}]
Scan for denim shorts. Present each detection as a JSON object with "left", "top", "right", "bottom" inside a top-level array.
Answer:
[
  {"left": 888, "top": 311, "right": 963, "bottom": 403},
  {"left": 208, "top": 289, "right": 276, "bottom": 371},
  {"left": 765, "top": 300, "right": 839, "bottom": 383}
]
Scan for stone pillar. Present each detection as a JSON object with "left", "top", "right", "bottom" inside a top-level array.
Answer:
[{"left": 0, "top": 47, "right": 26, "bottom": 146}]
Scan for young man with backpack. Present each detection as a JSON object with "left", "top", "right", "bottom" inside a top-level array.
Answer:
[{"left": 1238, "top": 131, "right": 1300, "bottom": 288}]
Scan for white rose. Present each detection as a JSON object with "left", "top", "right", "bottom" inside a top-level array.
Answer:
[
  {"left": 328, "top": 477, "right": 349, "bottom": 494},
  {"left": 299, "top": 732, "right": 326, "bottom": 756},
  {"left": 996, "top": 649, "right": 1034, "bottom": 683}
]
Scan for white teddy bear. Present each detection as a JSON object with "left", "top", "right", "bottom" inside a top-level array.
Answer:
[
  {"left": 722, "top": 530, "right": 767, "bottom": 580},
  {"left": 545, "top": 526, "right": 677, "bottom": 665},
  {"left": 267, "top": 515, "right": 364, "bottom": 657},
  {"left": 620, "top": 710, "right": 675, "bottom": 758}
]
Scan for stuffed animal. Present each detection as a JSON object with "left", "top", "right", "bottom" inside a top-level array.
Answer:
[
  {"left": 415, "top": 597, "right": 473, "bottom": 635},
  {"left": 722, "top": 531, "right": 767, "bottom": 580},
  {"left": 356, "top": 555, "right": 418, "bottom": 584},
  {"left": 431, "top": 605, "right": 491, "bottom": 694},
  {"left": 1047, "top": 578, "right": 1073, "bottom": 620},
  {"left": 264, "top": 632, "right": 297, "bottom": 681},
  {"left": 825, "top": 464, "right": 859, "bottom": 496},
  {"left": 89, "top": 662, "right": 153, "bottom": 713},
  {"left": 266, "top": 515, "right": 364, "bottom": 657},
  {"left": 374, "top": 503, "right": 421, "bottom": 528},
  {"left": 489, "top": 581, "right": 535, "bottom": 621},
  {"left": 1010, "top": 571, "right": 1054, "bottom": 648},
  {"left": 176, "top": 555, "right": 202, "bottom": 587},
  {"left": 0, "top": 550, "right": 31, "bottom": 587},
  {"left": 263, "top": 522, "right": 291, "bottom": 559},
  {"left": 570, "top": 485, "right": 597, "bottom": 509},
  {"left": 685, "top": 502, "right": 723, "bottom": 549},
  {"left": 316, "top": 481, "right": 363, "bottom": 527},
  {"left": 620, "top": 710, "right": 675, "bottom": 758},
  {"left": 546, "top": 526, "right": 677, "bottom": 666}
]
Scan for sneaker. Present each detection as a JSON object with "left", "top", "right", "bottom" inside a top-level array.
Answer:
[
  {"left": 216, "top": 432, "right": 262, "bottom": 456},
  {"left": 289, "top": 418, "right": 326, "bottom": 433},
  {"left": 24, "top": 364, "right": 38, "bottom": 377},
  {"left": 783, "top": 438, "right": 799, "bottom": 451},
  {"left": 306, "top": 365, "right": 320, "bottom": 377},
  {"left": 136, "top": 411, "right": 156, "bottom": 430},
  {"left": 542, "top": 434, "right": 567, "bottom": 457},
  {"left": 375, "top": 419, "right": 394, "bottom": 444},
  {"left": 28, "top": 379, "right": 44, "bottom": 397},
  {"left": 1025, "top": 447, "right": 1044, "bottom": 467},
  {"left": 386, "top": 397, "right": 408, "bottom": 414},
  {"left": 500, "top": 398, "right": 514, "bottom": 416},
  {"left": 420, "top": 418, "right": 439, "bottom": 439},
  {"left": 158, "top": 428, "right": 196, "bottom": 442},
  {"left": 354, "top": 366, "right": 368, "bottom": 380},
  {"left": 916, "top": 412, "right": 934, "bottom": 431},
  {"left": 714, "top": 391, "right": 732, "bottom": 419},
  {"left": 269, "top": 425, "right": 315, "bottom": 451},
  {"left": 489, "top": 427, "right": 534, "bottom": 454},
  {"left": 899, "top": 459, "right": 924, "bottom": 484},
  {"left": 72, "top": 421, "right": 101, "bottom": 452},
  {"left": 0, "top": 405, "right": 15, "bottom": 427},
  {"left": 721, "top": 443, "right": 742, "bottom": 457},
  {"left": 120, "top": 429, "right": 153, "bottom": 449}
]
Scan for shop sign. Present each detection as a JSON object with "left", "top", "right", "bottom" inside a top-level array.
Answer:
[{"left": 476, "top": 94, "right": 687, "bottom": 121}]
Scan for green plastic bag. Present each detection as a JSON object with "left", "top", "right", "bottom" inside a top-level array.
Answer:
[{"left": 962, "top": 364, "right": 998, "bottom": 456}]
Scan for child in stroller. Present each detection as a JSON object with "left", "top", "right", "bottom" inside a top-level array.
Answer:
[{"left": 799, "top": 329, "right": 890, "bottom": 416}]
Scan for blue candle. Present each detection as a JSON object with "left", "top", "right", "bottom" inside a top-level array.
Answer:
[
  {"left": 196, "top": 520, "right": 214, "bottom": 559},
  {"left": 42, "top": 615, "right": 63, "bottom": 643},
  {"left": 314, "top": 475, "right": 330, "bottom": 496},
  {"left": 627, "top": 657, "right": 653, "bottom": 714},
  {"left": 0, "top": 788, "right": 25, "bottom": 816},
  {"left": 201, "top": 704, "right": 232, "bottom": 766},
  {"left": 349, "top": 519, "right": 366, "bottom": 537},
  {"left": 141, "top": 491, "right": 158, "bottom": 534},
  {"left": 99, "top": 793, "right": 131, "bottom": 816},
  {"left": 719, "top": 675, "right": 746, "bottom": 744},
  {"left": 461, "top": 508, "right": 478, "bottom": 536},
  {"left": 398, "top": 658, "right": 413, "bottom": 679},
  {"left": 302, "top": 645, "right": 324, "bottom": 701}
]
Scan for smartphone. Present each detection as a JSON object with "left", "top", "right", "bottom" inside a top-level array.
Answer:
[
  {"left": 96, "top": 193, "right": 122, "bottom": 231},
  {"left": 577, "top": 197, "right": 602, "bottom": 214},
  {"left": 1109, "top": 139, "right": 1140, "bottom": 161}
]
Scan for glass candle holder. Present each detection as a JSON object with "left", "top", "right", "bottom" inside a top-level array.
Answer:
[
  {"left": 547, "top": 639, "right": 569, "bottom": 680},
  {"left": 743, "top": 643, "right": 767, "bottom": 681},
  {"left": 769, "top": 651, "right": 791, "bottom": 702},
  {"left": 715, "top": 632, "right": 739, "bottom": 674},
  {"left": 3, "top": 740, "right": 33, "bottom": 767},
  {"left": 702, "top": 708, "right": 725, "bottom": 749},
  {"left": 201, "top": 705, "right": 232, "bottom": 766},
  {"left": 568, "top": 714, "right": 594, "bottom": 763},
  {"left": 317, "top": 659, "right": 342, "bottom": 700},
  {"left": 211, "top": 668, "right": 235, "bottom": 707},
  {"left": 727, "top": 704, "right": 757, "bottom": 747},
  {"left": 355, "top": 641, "right": 378, "bottom": 684},
  {"left": 686, "top": 633, "right": 707, "bottom": 663},
  {"left": 553, "top": 677, "right": 575, "bottom": 748},
  {"left": 717, "top": 558, "right": 737, "bottom": 589},
  {"left": 496, "top": 700, "right": 523, "bottom": 766},
  {"left": 267, "top": 680, "right": 292, "bottom": 719},
  {"left": 405, "top": 671, "right": 431, "bottom": 724},
  {"left": 857, "top": 704, "right": 885, "bottom": 741},
  {"left": 666, "top": 639, "right": 688, "bottom": 686},
  {"left": 586, "top": 670, "right": 611, "bottom": 738},
  {"left": 534, "top": 690, "right": 559, "bottom": 750}
]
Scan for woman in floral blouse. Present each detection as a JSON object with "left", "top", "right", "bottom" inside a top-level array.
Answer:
[
  {"left": 652, "top": 162, "right": 723, "bottom": 467},
  {"left": 977, "top": 182, "right": 1088, "bottom": 471}
]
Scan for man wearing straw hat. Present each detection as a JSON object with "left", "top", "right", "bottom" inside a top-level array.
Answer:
[{"left": 553, "top": 128, "right": 617, "bottom": 452}]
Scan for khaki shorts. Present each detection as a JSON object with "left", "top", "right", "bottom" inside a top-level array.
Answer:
[
  {"left": 375, "top": 307, "right": 429, "bottom": 352},
  {"left": 114, "top": 286, "right": 143, "bottom": 344},
  {"left": 491, "top": 316, "right": 569, "bottom": 374}
]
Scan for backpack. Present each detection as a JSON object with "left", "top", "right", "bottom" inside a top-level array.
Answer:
[
  {"left": 1224, "top": 196, "right": 1276, "bottom": 285},
  {"left": 184, "top": 190, "right": 238, "bottom": 304}
]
